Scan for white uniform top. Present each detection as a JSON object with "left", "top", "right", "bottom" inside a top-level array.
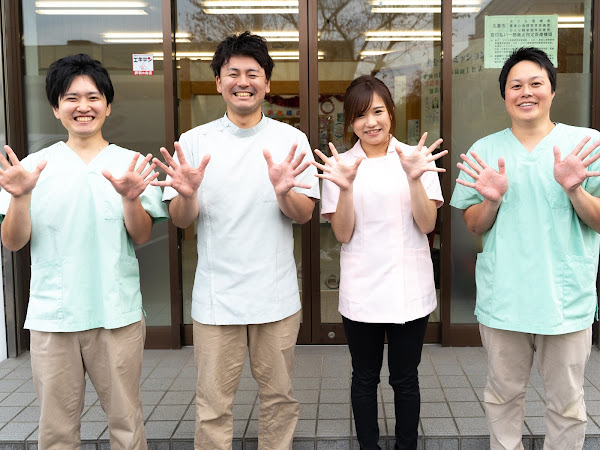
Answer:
[
  {"left": 163, "top": 114, "right": 320, "bottom": 325},
  {"left": 320, "top": 137, "right": 443, "bottom": 323}
]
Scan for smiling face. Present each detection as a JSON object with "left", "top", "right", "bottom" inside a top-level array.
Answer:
[
  {"left": 351, "top": 93, "right": 392, "bottom": 157},
  {"left": 504, "top": 60, "right": 555, "bottom": 127},
  {"left": 215, "top": 55, "right": 270, "bottom": 127},
  {"left": 52, "top": 75, "right": 110, "bottom": 141}
]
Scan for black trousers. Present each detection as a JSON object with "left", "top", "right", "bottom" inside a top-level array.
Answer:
[{"left": 342, "top": 314, "right": 429, "bottom": 450}]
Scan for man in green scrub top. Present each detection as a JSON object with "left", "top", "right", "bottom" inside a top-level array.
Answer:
[
  {"left": 451, "top": 47, "right": 600, "bottom": 449},
  {"left": 0, "top": 54, "right": 168, "bottom": 449}
]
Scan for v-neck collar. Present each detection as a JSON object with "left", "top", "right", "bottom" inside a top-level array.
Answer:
[
  {"left": 507, "top": 123, "right": 560, "bottom": 156},
  {"left": 60, "top": 141, "right": 112, "bottom": 167}
]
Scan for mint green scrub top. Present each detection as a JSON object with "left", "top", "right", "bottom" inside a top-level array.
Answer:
[
  {"left": 0, "top": 142, "right": 169, "bottom": 332},
  {"left": 450, "top": 124, "right": 600, "bottom": 335}
]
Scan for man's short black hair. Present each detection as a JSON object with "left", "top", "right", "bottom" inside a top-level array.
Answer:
[
  {"left": 498, "top": 47, "right": 556, "bottom": 99},
  {"left": 210, "top": 31, "right": 274, "bottom": 80},
  {"left": 46, "top": 54, "right": 114, "bottom": 108}
]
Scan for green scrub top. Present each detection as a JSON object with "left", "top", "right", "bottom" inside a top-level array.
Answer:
[
  {"left": 0, "top": 142, "right": 169, "bottom": 332},
  {"left": 450, "top": 124, "right": 600, "bottom": 335}
]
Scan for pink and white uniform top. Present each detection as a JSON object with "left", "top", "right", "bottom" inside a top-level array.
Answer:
[{"left": 320, "top": 136, "right": 443, "bottom": 324}]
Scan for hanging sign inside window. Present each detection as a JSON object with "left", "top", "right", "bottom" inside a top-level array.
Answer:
[
  {"left": 484, "top": 15, "right": 558, "bottom": 68},
  {"left": 132, "top": 54, "right": 154, "bottom": 75}
]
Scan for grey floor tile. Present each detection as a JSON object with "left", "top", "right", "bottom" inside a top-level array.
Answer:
[
  {"left": 316, "top": 438, "right": 351, "bottom": 449},
  {"left": 448, "top": 402, "right": 484, "bottom": 418},
  {"left": 144, "top": 420, "right": 178, "bottom": 439},
  {"left": 420, "top": 402, "right": 451, "bottom": 418},
  {"left": 300, "top": 403, "right": 318, "bottom": 420},
  {"left": 421, "top": 388, "right": 446, "bottom": 403},
  {"left": 320, "top": 390, "right": 349, "bottom": 404},
  {"left": 141, "top": 378, "right": 173, "bottom": 391},
  {"left": 433, "top": 365, "right": 465, "bottom": 376},
  {"left": 81, "top": 421, "right": 108, "bottom": 440},
  {"left": 294, "top": 419, "right": 317, "bottom": 438},
  {"left": 295, "top": 390, "right": 319, "bottom": 404},
  {"left": 466, "top": 375, "right": 487, "bottom": 388},
  {"left": 455, "top": 417, "right": 490, "bottom": 436},
  {"left": 81, "top": 405, "right": 107, "bottom": 422},
  {"left": 442, "top": 388, "right": 477, "bottom": 402},
  {"left": 524, "top": 401, "right": 546, "bottom": 417},
  {"left": 147, "top": 404, "right": 187, "bottom": 421},
  {"left": 141, "top": 390, "right": 166, "bottom": 406},
  {"left": 12, "top": 407, "right": 39, "bottom": 422},
  {"left": 317, "top": 419, "right": 351, "bottom": 437},
  {"left": 159, "top": 390, "right": 194, "bottom": 405},
  {"left": 0, "top": 393, "right": 36, "bottom": 407},
  {"left": 294, "top": 378, "right": 321, "bottom": 390},
  {"left": 168, "top": 379, "right": 195, "bottom": 391},
  {"left": 423, "top": 438, "right": 459, "bottom": 450},
  {"left": 0, "top": 407, "right": 25, "bottom": 423},
  {"left": 232, "top": 403, "right": 254, "bottom": 420},
  {"left": 321, "top": 378, "right": 350, "bottom": 390},
  {"left": 460, "top": 438, "right": 490, "bottom": 450},
  {"left": 419, "top": 376, "right": 441, "bottom": 389},
  {"left": 318, "top": 403, "right": 351, "bottom": 420},
  {"left": 421, "top": 418, "right": 458, "bottom": 436},
  {"left": 177, "top": 367, "right": 198, "bottom": 379},
  {"left": 0, "top": 422, "right": 38, "bottom": 440},
  {"left": 438, "top": 376, "right": 470, "bottom": 389},
  {"left": 233, "top": 390, "right": 257, "bottom": 405},
  {"left": 233, "top": 419, "right": 247, "bottom": 438},
  {"left": 237, "top": 378, "right": 258, "bottom": 390},
  {"left": 293, "top": 440, "right": 317, "bottom": 450},
  {"left": 172, "top": 420, "right": 194, "bottom": 439}
]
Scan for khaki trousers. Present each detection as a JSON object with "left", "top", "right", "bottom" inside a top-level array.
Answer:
[
  {"left": 193, "top": 311, "right": 301, "bottom": 450},
  {"left": 480, "top": 324, "right": 591, "bottom": 450},
  {"left": 30, "top": 318, "right": 147, "bottom": 450}
]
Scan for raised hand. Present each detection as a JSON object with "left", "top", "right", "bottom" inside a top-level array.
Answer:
[
  {"left": 457, "top": 152, "right": 508, "bottom": 203},
  {"left": 103, "top": 153, "right": 159, "bottom": 200},
  {"left": 151, "top": 142, "right": 211, "bottom": 198},
  {"left": 0, "top": 145, "right": 47, "bottom": 197},
  {"left": 397, "top": 132, "right": 447, "bottom": 181},
  {"left": 553, "top": 136, "right": 600, "bottom": 193},
  {"left": 263, "top": 143, "right": 313, "bottom": 196},
  {"left": 313, "top": 142, "right": 362, "bottom": 191}
]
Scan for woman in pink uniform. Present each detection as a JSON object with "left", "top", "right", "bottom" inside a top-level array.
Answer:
[{"left": 315, "top": 75, "right": 446, "bottom": 450}]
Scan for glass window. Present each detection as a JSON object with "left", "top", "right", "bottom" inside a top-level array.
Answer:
[
  {"left": 21, "top": 0, "right": 171, "bottom": 326},
  {"left": 317, "top": 0, "right": 443, "bottom": 330},
  {"left": 450, "top": 0, "right": 593, "bottom": 323}
]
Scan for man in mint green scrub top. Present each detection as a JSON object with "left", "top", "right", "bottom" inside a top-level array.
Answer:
[
  {"left": 451, "top": 47, "right": 600, "bottom": 449},
  {"left": 0, "top": 54, "right": 168, "bottom": 449}
]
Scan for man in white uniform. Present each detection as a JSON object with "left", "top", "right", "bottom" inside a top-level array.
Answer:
[{"left": 153, "top": 31, "right": 319, "bottom": 449}]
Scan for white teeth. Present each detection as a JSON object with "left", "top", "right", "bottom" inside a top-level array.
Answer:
[
  {"left": 235, "top": 92, "right": 252, "bottom": 97},
  {"left": 520, "top": 103, "right": 535, "bottom": 107},
  {"left": 75, "top": 117, "right": 92, "bottom": 122}
]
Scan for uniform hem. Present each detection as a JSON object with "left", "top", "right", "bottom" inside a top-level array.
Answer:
[
  {"left": 25, "top": 309, "right": 143, "bottom": 332},
  {"left": 476, "top": 315, "right": 594, "bottom": 335},
  {"left": 192, "top": 304, "right": 301, "bottom": 326}
]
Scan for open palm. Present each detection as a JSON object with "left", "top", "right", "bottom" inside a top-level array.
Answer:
[
  {"left": 457, "top": 151, "right": 508, "bottom": 203},
  {"left": 0, "top": 145, "right": 46, "bottom": 198},
  {"left": 312, "top": 142, "right": 362, "bottom": 191},
  {"left": 553, "top": 136, "right": 600, "bottom": 192}
]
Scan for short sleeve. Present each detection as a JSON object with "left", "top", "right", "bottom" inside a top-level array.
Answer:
[
  {"left": 140, "top": 184, "right": 169, "bottom": 222},
  {"left": 422, "top": 159, "right": 444, "bottom": 208},
  {"left": 291, "top": 135, "right": 320, "bottom": 200},
  {"left": 320, "top": 178, "right": 340, "bottom": 222},
  {"left": 449, "top": 141, "right": 485, "bottom": 210}
]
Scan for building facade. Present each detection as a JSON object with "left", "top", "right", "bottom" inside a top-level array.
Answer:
[{"left": 1, "top": 0, "right": 599, "bottom": 353}]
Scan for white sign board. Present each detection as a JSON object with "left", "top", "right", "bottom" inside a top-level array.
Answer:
[
  {"left": 484, "top": 15, "right": 558, "bottom": 68},
  {"left": 132, "top": 54, "right": 154, "bottom": 75}
]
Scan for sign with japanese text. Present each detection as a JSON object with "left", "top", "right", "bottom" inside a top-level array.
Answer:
[
  {"left": 132, "top": 54, "right": 154, "bottom": 75},
  {"left": 484, "top": 15, "right": 558, "bottom": 68}
]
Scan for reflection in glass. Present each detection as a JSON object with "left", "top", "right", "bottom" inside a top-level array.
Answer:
[
  {"left": 21, "top": 0, "right": 171, "bottom": 326},
  {"left": 176, "top": 1, "right": 302, "bottom": 325},
  {"left": 317, "top": 0, "right": 442, "bottom": 326},
  {"left": 450, "top": 0, "right": 592, "bottom": 323}
]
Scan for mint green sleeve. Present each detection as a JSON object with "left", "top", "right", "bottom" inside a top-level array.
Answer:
[
  {"left": 141, "top": 183, "right": 169, "bottom": 223},
  {"left": 449, "top": 140, "right": 485, "bottom": 210}
]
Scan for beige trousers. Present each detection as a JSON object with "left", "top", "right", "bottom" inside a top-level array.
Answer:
[
  {"left": 30, "top": 318, "right": 147, "bottom": 450},
  {"left": 193, "top": 311, "right": 301, "bottom": 450},
  {"left": 480, "top": 324, "right": 591, "bottom": 450}
]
